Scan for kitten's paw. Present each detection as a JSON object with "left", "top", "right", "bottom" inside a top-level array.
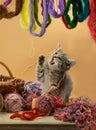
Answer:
[{"left": 38, "top": 55, "right": 45, "bottom": 65}]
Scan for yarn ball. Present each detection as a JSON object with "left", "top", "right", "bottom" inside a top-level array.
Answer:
[
  {"left": 4, "top": 93, "right": 23, "bottom": 113},
  {"left": 0, "top": 93, "right": 3, "bottom": 112},
  {"left": 22, "top": 81, "right": 42, "bottom": 97},
  {"left": 35, "top": 96, "right": 56, "bottom": 115}
]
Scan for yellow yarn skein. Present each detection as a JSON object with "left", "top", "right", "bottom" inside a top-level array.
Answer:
[{"left": 20, "top": 0, "right": 36, "bottom": 30}]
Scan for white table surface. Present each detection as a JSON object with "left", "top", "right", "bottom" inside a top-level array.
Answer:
[
  {"left": 0, "top": 111, "right": 72, "bottom": 124},
  {"left": 0, "top": 112, "right": 78, "bottom": 130}
]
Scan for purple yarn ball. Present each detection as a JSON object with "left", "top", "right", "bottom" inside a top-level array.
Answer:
[{"left": 22, "top": 81, "right": 42, "bottom": 98}]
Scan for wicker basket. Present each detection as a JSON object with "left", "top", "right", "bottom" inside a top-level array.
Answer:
[{"left": 0, "top": 62, "right": 25, "bottom": 96}]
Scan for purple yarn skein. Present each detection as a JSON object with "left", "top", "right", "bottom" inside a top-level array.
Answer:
[
  {"left": 29, "top": 0, "right": 48, "bottom": 37},
  {"left": 48, "top": 0, "right": 65, "bottom": 18}
]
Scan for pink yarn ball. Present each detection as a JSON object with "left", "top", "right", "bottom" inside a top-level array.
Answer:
[
  {"left": 36, "top": 96, "right": 56, "bottom": 115},
  {"left": 4, "top": 93, "right": 23, "bottom": 113}
]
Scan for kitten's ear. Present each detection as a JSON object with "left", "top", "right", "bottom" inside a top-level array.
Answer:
[
  {"left": 66, "top": 59, "right": 76, "bottom": 70},
  {"left": 56, "top": 42, "right": 61, "bottom": 50}
]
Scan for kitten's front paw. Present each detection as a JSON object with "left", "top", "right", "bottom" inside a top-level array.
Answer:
[{"left": 38, "top": 55, "right": 45, "bottom": 65}]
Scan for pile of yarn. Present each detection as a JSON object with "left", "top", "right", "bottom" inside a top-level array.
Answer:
[
  {"left": 9, "top": 95, "right": 65, "bottom": 120},
  {"left": 54, "top": 96, "right": 96, "bottom": 130},
  {"left": 9, "top": 95, "right": 96, "bottom": 130}
]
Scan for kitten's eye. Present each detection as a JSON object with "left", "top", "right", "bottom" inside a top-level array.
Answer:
[
  {"left": 66, "top": 61, "right": 70, "bottom": 66},
  {"left": 55, "top": 52, "right": 58, "bottom": 55},
  {"left": 66, "top": 61, "right": 70, "bottom": 69},
  {"left": 58, "top": 57, "right": 62, "bottom": 61}
]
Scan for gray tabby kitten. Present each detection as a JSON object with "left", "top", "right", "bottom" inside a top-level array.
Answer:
[{"left": 36, "top": 44, "right": 76, "bottom": 102}]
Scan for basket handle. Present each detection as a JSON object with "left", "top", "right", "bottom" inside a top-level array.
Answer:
[{"left": 0, "top": 61, "right": 14, "bottom": 78}]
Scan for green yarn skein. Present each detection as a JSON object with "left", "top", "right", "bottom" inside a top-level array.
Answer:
[{"left": 64, "top": 0, "right": 78, "bottom": 28}]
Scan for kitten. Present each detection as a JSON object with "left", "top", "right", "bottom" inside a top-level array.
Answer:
[{"left": 36, "top": 44, "right": 76, "bottom": 102}]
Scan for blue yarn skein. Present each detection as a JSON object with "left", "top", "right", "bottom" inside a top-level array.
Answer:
[{"left": 77, "top": 0, "right": 89, "bottom": 22}]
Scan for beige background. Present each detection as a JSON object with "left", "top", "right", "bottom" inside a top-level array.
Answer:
[{"left": 0, "top": 3, "right": 96, "bottom": 101}]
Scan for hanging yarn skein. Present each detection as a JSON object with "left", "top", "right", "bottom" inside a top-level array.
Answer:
[
  {"left": 34, "top": 0, "right": 51, "bottom": 27},
  {"left": 62, "top": 0, "right": 78, "bottom": 29},
  {"left": 87, "top": 0, "right": 96, "bottom": 42},
  {"left": 48, "top": 0, "right": 65, "bottom": 18},
  {"left": 20, "top": 0, "right": 30, "bottom": 30},
  {"left": 77, "top": 0, "right": 89, "bottom": 22},
  {"left": 0, "top": 0, "right": 23, "bottom": 19},
  {"left": 29, "top": 0, "right": 49, "bottom": 37}
]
